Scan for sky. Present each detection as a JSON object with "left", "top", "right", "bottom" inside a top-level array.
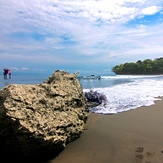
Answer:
[{"left": 0, "top": 0, "right": 163, "bottom": 75}]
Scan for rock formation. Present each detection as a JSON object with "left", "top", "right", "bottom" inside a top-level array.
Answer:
[
  {"left": 85, "top": 90, "right": 108, "bottom": 107},
  {"left": 0, "top": 70, "right": 89, "bottom": 162}
]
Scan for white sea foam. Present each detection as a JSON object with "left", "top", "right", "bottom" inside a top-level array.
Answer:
[{"left": 83, "top": 75, "right": 163, "bottom": 114}]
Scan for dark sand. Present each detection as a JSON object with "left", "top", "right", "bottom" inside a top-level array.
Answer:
[{"left": 49, "top": 98, "right": 163, "bottom": 163}]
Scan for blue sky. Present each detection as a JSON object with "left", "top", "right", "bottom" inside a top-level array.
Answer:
[{"left": 0, "top": 0, "right": 163, "bottom": 75}]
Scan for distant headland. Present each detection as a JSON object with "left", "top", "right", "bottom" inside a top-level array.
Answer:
[{"left": 112, "top": 57, "right": 163, "bottom": 75}]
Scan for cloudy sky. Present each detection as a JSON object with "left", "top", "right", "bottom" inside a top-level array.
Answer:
[{"left": 0, "top": 0, "right": 163, "bottom": 75}]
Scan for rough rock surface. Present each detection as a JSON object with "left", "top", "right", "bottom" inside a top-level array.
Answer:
[
  {"left": 84, "top": 90, "right": 108, "bottom": 107},
  {"left": 0, "top": 70, "right": 89, "bottom": 162}
]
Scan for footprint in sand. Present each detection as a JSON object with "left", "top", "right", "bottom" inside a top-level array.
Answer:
[
  {"left": 135, "top": 153, "right": 143, "bottom": 159},
  {"left": 135, "top": 147, "right": 144, "bottom": 153},
  {"left": 135, "top": 146, "right": 155, "bottom": 162},
  {"left": 146, "top": 151, "right": 155, "bottom": 157},
  {"left": 135, "top": 147, "right": 144, "bottom": 161}
]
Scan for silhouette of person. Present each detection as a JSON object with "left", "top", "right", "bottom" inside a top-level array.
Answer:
[
  {"left": 3, "top": 68, "right": 11, "bottom": 79},
  {"left": 3, "top": 69, "right": 8, "bottom": 79},
  {"left": 8, "top": 69, "right": 11, "bottom": 79}
]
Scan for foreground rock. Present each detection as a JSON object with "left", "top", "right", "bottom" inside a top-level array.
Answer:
[{"left": 0, "top": 70, "right": 89, "bottom": 162}]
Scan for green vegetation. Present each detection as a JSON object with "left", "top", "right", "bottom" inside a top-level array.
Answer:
[{"left": 112, "top": 58, "right": 163, "bottom": 75}]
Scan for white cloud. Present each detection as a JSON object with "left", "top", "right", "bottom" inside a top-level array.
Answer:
[{"left": 141, "top": 6, "right": 162, "bottom": 15}]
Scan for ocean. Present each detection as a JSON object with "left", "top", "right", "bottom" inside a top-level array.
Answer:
[{"left": 1, "top": 72, "right": 163, "bottom": 114}]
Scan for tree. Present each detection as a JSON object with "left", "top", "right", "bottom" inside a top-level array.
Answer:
[{"left": 112, "top": 57, "right": 163, "bottom": 75}]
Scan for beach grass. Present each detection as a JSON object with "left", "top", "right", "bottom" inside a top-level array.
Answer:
[{"left": 49, "top": 98, "right": 163, "bottom": 163}]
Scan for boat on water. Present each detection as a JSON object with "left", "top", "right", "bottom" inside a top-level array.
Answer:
[{"left": 77, "top": 75, "right": 101, "bottom": 80}]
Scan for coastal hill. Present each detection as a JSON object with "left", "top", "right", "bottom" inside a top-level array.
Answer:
[
  {"left": 0, "top": 70, "right": 89, "bottom": 162},
  {"left": 112, "top": 57, "right": 163, "bottom": 75}
]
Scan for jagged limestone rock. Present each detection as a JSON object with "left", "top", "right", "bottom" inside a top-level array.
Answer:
[{"left": 0, "top": 70, "right": 89, "bottom": 162}]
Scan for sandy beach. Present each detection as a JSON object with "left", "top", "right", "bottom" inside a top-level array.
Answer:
[{"left": 49, "top": 98, "right": 163, "bottom": 163}]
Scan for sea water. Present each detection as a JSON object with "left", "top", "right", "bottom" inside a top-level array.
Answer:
[
  {"left": 0, "top": 71, "right": 51, "bottom": 89},
  {"left": 0, "top": 72, "right": 163, "bottom": 114},
  {"left": 81, "top": 75, "right": 163, "bottom": 114}
]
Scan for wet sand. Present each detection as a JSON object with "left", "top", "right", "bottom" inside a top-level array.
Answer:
[{"left": 49, "top": 98, "right": 163, "bottom": 163}]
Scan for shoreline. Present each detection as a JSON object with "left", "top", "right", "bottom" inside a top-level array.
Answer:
[{"left": 49, "top": 97, "right": 163, "bottom": 163}]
